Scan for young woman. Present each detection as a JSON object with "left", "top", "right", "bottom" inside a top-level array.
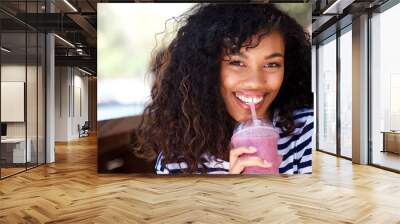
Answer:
[{"left": 134, "top": 3, "right": 313, "bottom": 174}]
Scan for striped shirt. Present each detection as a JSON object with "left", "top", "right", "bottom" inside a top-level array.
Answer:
[{"left": 155, "top": 108, "right": 314, "bottom": 175}]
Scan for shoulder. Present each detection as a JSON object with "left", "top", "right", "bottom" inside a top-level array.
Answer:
[
  {"left": 277, "top": 107, "right": 314, "bottom": 140},
  {"left": 292, "top": 108, "right": 314, "bottom": 127},
  {"left": 274, "top": 107, "right": 314, "bottom": 136},
  {"left": 293, "top": 107, "right": 313, "bottom": 118},
  {"left": 292, "top": 107, "right": 314, "bottom": 136}
]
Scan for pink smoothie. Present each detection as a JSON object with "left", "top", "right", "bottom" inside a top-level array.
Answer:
[{"left": 231, "top": 120, "right": 280, "bottom": 174}]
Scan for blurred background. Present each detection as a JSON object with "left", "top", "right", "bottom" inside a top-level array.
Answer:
[{"left": 98, "top": 3, "right": 196, "bottom": 121}]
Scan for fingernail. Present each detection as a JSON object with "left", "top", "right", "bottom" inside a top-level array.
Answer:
[
  {"left": 249, "top": 147, "right": 257, "bottom": 151},
  {"left": 263, "top": 160, "right": 271, "bottom": 166}
]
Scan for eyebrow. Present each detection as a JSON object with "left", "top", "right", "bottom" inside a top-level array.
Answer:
[
  {"left": 265, "top": 52, "right": 284, "bottom": 60},
  {"left": 228, "top": 52, "right": 284, "bottom": 60}
]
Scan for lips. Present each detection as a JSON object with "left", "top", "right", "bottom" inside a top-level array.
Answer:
[{"left": 233, "top": 91, "right": 266, "bottom": 110}]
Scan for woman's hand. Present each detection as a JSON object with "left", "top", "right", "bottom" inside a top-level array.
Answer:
[{"left": 229, "top": 146, "right": 273, "bottom": 174}]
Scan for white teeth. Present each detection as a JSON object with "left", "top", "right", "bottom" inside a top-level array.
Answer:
[{"left": 235, "top": 93, "right": 263, "bottom": 104}]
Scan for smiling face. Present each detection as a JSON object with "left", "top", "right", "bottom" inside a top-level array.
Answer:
[{"left": 220, "top": 31, "right": 285, "bottom": 122}]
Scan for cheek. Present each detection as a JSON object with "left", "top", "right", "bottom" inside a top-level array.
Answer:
[
  {"left": 219, "top": 72, "right": 230, "bottom": 104},
  {"left": 220, "top": 71, "right": 235, "bottom": 88},
  {"left": 220, "top": 70, "right": 238, "bottom": 96},
  {"left": 267, "top": 71, "right": 284, "bottom": 92}
]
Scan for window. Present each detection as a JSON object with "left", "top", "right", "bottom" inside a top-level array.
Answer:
[
  {"left": 370, "top": 2, "right": 400, "bottom": 171},
  {"left": 339, "top": 28, "right": 352, "bottom": 158},
  {"left": 317, "top": 36, "right": 337, "bottom": 154}
]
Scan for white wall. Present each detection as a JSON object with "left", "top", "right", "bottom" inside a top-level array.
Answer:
[
  {"left": 54, "top": 67, "right": 89, "bottom": 141},
  {"left": 55, "top": 66, "right": 69, "bottom": 141}
]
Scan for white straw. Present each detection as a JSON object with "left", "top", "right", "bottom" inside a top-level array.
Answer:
[{"left": 250, "top": 103, "right": 257, "bottom": 122}]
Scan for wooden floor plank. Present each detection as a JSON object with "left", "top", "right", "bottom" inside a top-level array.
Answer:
[{"left": 1, "top": 135, "right": 400, "bottom": 223}]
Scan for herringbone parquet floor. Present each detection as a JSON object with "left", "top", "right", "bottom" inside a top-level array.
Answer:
[{"left": 1, "top": 135, "right": 400, "bottom": 224}]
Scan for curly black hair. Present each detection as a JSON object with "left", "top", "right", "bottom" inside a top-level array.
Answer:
[{"left": 134, "top": 3, "right": 312, "bottom": 173}]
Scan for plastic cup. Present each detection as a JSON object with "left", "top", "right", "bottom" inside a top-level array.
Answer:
[{"left": 230, "top": 119, "right": 280, "bottom": 174}]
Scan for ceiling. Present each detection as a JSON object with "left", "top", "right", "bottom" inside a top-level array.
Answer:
[
  {"left": 1, "top": 0, "right": 394, "bottom": 74},
  {"left": 311, "top": 0, "right": 390, "bottom": 43},
  {"left": 0, "top": 0, "right": 98, "bottom": 74}
]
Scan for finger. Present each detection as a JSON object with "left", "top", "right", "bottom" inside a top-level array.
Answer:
[
  {"left": 230, "top": 146, "right": 257, "bottom": 167},
  {"left": 229, "top": 146, "right": 257, "bottom": 165},
  {"left": 230, "top": 156, "right": 271, "bottom": 174}
]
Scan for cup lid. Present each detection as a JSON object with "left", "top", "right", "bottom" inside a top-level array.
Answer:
[{"left": 232, "top": 118, "right": 278, "bottom": 137}]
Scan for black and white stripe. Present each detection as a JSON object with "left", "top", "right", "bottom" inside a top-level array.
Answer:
[
  {"left": 155, "top": 108, "right": 314, "bottom": 175},
  {"left": 277, "top": 108, "right": 314, "bottom": 174},
  {"left": 154, "top": 153, "right": 230, "bottom": 174}
]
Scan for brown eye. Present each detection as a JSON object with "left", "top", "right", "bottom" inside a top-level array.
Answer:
[
  {"left": 265, "top": 63, "right": 280, "bottom": 68},
  {"left": 264, "top": 63, "right": 281, "bottom": 72},
  {"left": 229, "top": 60, "right": 245, "bottom": 67}
]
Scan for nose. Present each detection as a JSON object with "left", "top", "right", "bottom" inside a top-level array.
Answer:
[{"left": 241, "top": 68, "right": 266, "bottom": 89}]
